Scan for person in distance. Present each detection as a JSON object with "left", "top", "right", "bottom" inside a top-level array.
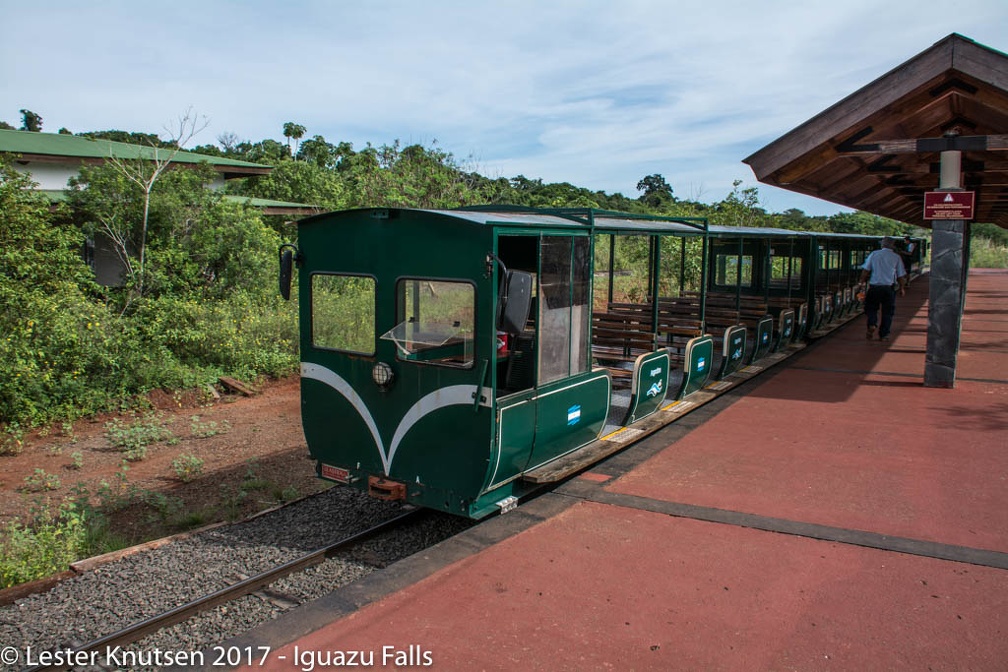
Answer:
[{"left": 858, "top": 236, "right": 907, "bottom": 343}]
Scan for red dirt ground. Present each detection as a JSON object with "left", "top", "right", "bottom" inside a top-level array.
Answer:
[{"left": 0, "top": 376, "right": 329, "bottom": 543}]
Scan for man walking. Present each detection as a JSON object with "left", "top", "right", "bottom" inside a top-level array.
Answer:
[{"left": 858, "top": 237, "right": 907, "bottom": 343}]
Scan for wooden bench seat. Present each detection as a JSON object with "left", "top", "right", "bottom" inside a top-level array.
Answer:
[{"left": 592, "top": 307, "right": 697, "bottom": 385}]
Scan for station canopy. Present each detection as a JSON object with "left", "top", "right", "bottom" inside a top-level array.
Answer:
[{"left": 744, "top": 34, "right": 1008, "bottom": 229}]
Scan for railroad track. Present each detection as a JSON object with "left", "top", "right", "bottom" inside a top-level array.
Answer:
[{"left": 24, "top": 508, "right": 423, "bottom": 672}]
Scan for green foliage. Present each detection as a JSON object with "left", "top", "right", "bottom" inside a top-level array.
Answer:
[
  {"left": 0, "top": 504, "right": 86, "bottom": 587},
  {"left": 189, "top": 415, "right": 229, "bottom": 437},
  {"left": 231, "top": 159, "right": 346, "bottom": 211},
  {"left": 283, "top": 121, "right": 307, "bottom": 156},
  {"left": 170, "top": 453, "right": 205, "bottom": 482},
  {"left": 297, "top": 135, "right": 348, "bottom": 169},
  {"left": 637, "top": 174, "right": 675, "bottom": 208},
  {"left": 973, "top": 222, "right": 1008, "bottom": 247},
  {"left": 19, "top": 109, "right": 43, "bottom": 132},
  {"left": 232, "top": 138, "right": 290, "bottom": 164},
  {"left": 131, "top": 291, "right": 299, "bottom": 382},
  {"left": 0, "top": 159, "right": 301, "bottom": 426},
  {"left": 825, "top": 211, "right": 906, "bottom": 236},
  {"left": 23, "top": 468, "right": 61, "bottom": 492},
  {"left": 2, "top": 422, "right": 25, "bottom": 455},
  {"left": 969, "top": 235, "right": 1008, "bottom": 268},
  {"left": 0, "top": 159, "right": 107, "bottom": 425},
  {"left": 104, "top": 412, "right": 173, "bottom": 460},
  {"left": 341, "top": 140, "right": 478, "bottom": 208},
  {"left": 77, "top": 129, "right": 169, "bottom": 147}
]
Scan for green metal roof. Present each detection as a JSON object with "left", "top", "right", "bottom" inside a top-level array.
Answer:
[
  {"left": 0, "top": 128, "right": 269, "bottom": 172},
  {"left": 39, "top": 189, "right": 317, "bottom": 215},
  {"left": 437, "top": 206, "right": 708, "bottom": 235},
  {"left": 222, "top": 195, "right": 321, "bottom": 214}
]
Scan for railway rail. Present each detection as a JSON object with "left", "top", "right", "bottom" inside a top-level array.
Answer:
[
  {"left": 1, "top": 486, "right": 471, "bottom": 672},
  {"left": 23, "top": 509, "right": 421, "bottom": 672}
]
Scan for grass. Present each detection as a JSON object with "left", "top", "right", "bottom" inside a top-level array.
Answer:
[
  {"left": 970, "top": 237, "right": 1008, "bottom": 268},
  {"left": 0, "top": 462, "right": 311, "bottom": 588}
]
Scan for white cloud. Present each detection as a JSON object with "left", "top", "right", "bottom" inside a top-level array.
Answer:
[{"left": 3, "top": 0, "right": 1005, "bottom": 215}]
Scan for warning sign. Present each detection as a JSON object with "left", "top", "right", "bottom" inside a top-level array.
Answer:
[{"left": 924, "top": 191, "right": 975, "bottom": 220}]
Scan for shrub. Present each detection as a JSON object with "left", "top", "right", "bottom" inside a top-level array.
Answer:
[
  {"left": 22, "top": 468, "right": 61, "bottom": 492},
  {"left": 171, "top": 454, "right": 205, "bottom": 482},
  {"left": 0, "top": 504, "right": 86, "bottom": 588},
  {"left": 970, "top": 236, "right": 1008, "bottom": 269},
  {"left": 105, "top": 413, "right": 173, "bottom": 460}
]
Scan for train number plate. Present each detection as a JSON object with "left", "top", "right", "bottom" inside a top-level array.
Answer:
[{"left": 321, "top": 464, "right": 350, "bottom": 483}]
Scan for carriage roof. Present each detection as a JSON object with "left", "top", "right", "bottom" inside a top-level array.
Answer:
[
  {"left": 300, "top": 206, "right": 707, "bottom": 236},
  {"left": 300, "top": 207, "right": 891, "bottom": 244}
]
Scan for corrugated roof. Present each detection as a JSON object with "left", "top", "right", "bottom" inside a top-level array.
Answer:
[
  {"left": 450, "top": 206, "right": 708, "bottom": 234},
  {"left": 0, "top": 128, "right": 269, "bottom": 172},
  {"left": 302, "top": 207, "right": 708, "bottom": 235}
]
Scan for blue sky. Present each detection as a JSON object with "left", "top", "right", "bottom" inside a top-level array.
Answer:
[{"left": 2, "top": 0, "right": 1006, "bottom": 216}]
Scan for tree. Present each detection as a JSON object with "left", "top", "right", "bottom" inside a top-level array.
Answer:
[
  {"left": 233, "top": 138, "right": 287, "bottom": 164},
  {"left": 713, "top": 180, "right": 767, "bottom": 228},
  {"left": 297, "top": 134, "right": 339, "bottom": 169},
  {"left": 217, "top": 131, "right": 242, "bottom": 154},
  {"left": 77, "top": 129, "right": 168, "bottom": 146},
  {"left": 636, "top": 174, "right": 674, "bottom": 208},
  {"left": 231, "top": 159, "right": 345, "bottom": 212},
  {"left": 282, "top": 122, "right": 307, "bottom": 158},
  {"left": 19, "top": 109, "right": 42, "bottom": 132},
  {"left": 104, "top": 107, "right": 209, "bottom": 298},
  {"left": 826, "top": 211, "right": 902, "bottom": 236}
]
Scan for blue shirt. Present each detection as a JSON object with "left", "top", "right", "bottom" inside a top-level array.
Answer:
[{"left": 862, "top": 248, "right": 907, "bottom": 286}]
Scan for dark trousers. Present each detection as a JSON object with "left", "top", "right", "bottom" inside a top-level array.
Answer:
[{"left": 864, "top": 285, "right": 896, "bottom": 337}]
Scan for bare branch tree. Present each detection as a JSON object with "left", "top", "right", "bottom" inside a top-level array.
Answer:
[
  {"left": 217, "top": 131, "right": 241, "bottom": 153},
  {"left": 106, "top": 106, "right": 209, "bottom": 296}
]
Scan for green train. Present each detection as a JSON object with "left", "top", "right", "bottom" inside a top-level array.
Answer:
[{"left": 279, "top": 207, "right": 923, "bottom": 519}]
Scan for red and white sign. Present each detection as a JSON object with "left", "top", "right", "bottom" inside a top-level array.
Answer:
[
  {"left": 321, "top": 463, "right": 350, "bottom": 483},
  {"left": 924, "top": 191, "right": 975, "bottom": 220}
]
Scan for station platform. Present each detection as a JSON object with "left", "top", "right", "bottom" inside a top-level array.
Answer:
[{"left": 231, "top": 270, "right": 1008, "bottom": 671}]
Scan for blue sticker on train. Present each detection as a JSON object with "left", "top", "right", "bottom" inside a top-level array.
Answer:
[{"left": 567, "top": 405, "right": 581, "bottom": 426}]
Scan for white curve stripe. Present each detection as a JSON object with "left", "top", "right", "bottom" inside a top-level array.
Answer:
[
  {"left": 301, "top": 362, "right": 386, "bottom": 469},
  {"left": 387, "top": 385, "right": 479, "bottom": 469},
  {"left": 301, "top": 362, "right": 477, "bottom": 475}
]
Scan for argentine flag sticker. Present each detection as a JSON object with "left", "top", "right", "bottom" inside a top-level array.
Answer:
[{"left": 567, "top": 404, "right": 582, "bottom": 426}]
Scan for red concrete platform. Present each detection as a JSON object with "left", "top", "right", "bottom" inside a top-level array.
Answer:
[{"left": 234, "top": 271, "right": 1008, "bottom": 672}]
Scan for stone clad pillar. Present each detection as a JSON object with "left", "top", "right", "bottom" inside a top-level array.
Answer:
[
  {"left": 924, "top": 219, "right": 966, "bottom": 387},
  {"left": 924, "top": 148, "right": 967, "bottom": 388}
]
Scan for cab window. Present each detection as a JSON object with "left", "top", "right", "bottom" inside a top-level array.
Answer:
[
  {"left": 311, "top": 274, "right": 376, "bottom": 354},
  {"left": 385, "top": 279, "right": 475, "bottom": 368}
]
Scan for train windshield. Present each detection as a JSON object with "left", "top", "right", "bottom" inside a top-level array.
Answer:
[{"left": 381, "top": 279, "right": 475, "bottom": 368}]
